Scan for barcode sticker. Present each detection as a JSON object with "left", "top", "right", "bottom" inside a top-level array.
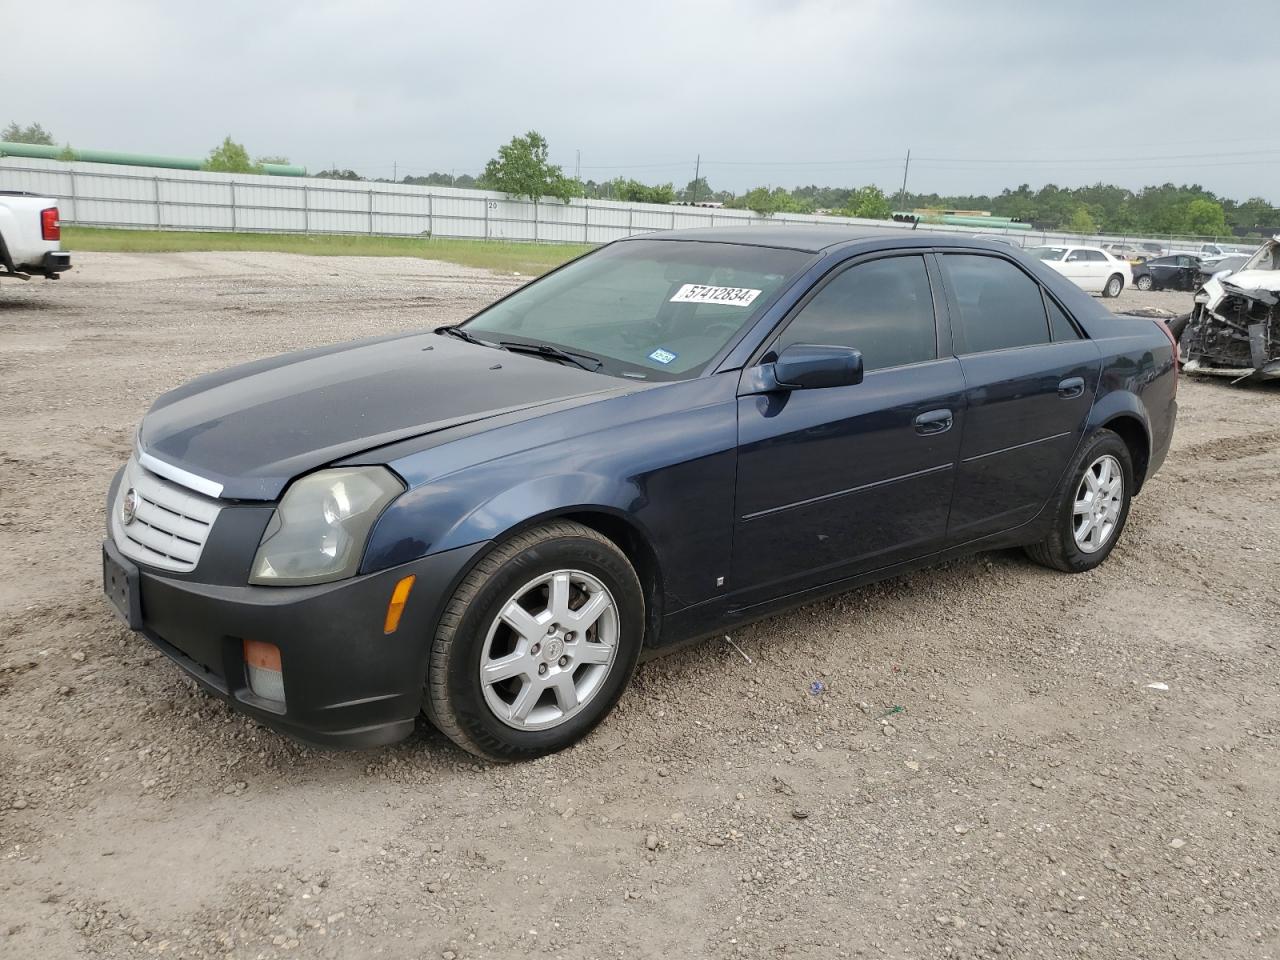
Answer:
[{"left": 669, "top": 284, "right": 762, "bottom": 306}]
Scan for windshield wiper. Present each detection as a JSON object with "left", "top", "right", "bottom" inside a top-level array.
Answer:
[
  {"left": 497, "top": 340, "right": 603, "bottom": 372},
  {"left": 437, "top": 324, "right": 501, "bottom": 348}
]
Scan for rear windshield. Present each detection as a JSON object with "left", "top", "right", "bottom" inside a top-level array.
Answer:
[
  {"left": 463, "top": 239, "right": 812, "bottom": 380},
  {"left": 1029, "top": 247, "right": 1067, "bottom": 261}
]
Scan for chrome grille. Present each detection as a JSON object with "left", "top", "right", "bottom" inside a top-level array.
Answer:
[{"left": 111, "top": 457, "right": 222, "bottom": 572}]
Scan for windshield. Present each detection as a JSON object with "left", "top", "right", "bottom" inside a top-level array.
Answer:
[
  {"left": 462, "top": 239, "right": 812, "bottom": 380},
  {"left": 1028, "top": 247, "right": 1067, "bottom": 262}
]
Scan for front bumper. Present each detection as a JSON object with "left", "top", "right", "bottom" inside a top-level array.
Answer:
[{"left": 102, "top": 536, "right": 487, "bottom": 748}]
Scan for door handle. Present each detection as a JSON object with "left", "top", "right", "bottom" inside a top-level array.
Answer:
[
  {"left": 1058, "top": 376, "right": 1085, "bottom": 399},
  {"left": 914, "top": 408, "right": 953, "bottom": 435}
]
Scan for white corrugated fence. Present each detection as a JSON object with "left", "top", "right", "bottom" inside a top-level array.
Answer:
[{"left": 0, "top": 155, "right": 1230, "bottom": 253}]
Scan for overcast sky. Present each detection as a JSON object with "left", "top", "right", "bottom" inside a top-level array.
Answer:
[{"left": 10, "top": 1, "right": 1279, "bottom": 200}]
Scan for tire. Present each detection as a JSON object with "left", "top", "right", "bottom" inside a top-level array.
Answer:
[
  {"left": 424, "top": 520, "right": 644, "bottom": 761},
  {"left": 1024, "top": 430, "right": 1134, "bottom": 573},
  {"left": 1102, "top": 274, "right": 1124, "bottom": 298},
  {"left": 1135, "top": 274, "right": 1153, "bottom": 292}
]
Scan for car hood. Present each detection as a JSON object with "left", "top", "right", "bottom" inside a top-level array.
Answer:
[{"left": 138, "top": 331, "right": 630, "bottom": 500}]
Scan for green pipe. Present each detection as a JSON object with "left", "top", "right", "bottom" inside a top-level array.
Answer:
[
  {"left": 893, "top": 211, "right": 1032, "bottom": 231},
  {"left": 0, "top": 141, "right": 305, "bottom": 176}
]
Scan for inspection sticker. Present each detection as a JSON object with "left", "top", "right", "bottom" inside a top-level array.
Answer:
[
  {"left": 648, "top": 347, "right": 678, "bottom": 365},
  {"left": 669, "top": 283, "right": 762, "bottom": 306}
]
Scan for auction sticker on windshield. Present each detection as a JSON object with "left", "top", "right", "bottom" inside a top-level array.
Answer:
[{"left": 669, "top": 284, "right": 762, "bottom": 306}]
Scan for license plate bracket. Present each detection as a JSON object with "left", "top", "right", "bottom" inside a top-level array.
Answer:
[{"left": 102, "top": 542, "right": 142, "bottom": 630}]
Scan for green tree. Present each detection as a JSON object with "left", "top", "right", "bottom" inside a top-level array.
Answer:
[
  {"left": 203, "top": 136, "right": 263, "bottom": 174},
  {"left": 608, "top": 178, "right": 676, "bottom": 205},
  {"left": 1066, "top": 205, "right": 1097, "bottom": 235},
  {"left": 481, "top": 131, "right": 577, "bottom": 203},
  {"left": 840, "top": 185, "right": 891, "bottom": 220},
  {"left": 677, "top": 176, "right": 713, "bottom": 203},
  {"left": 314, "top": 168, "right": 363, "bottom": 181},
  {"left": 2, "top": 122, "right": 55, "bottom": 145},
  {"left": 402, "top": 171, "right": 477, "bottom": 187},
  {"left": 1228, "top": 196, "right": 1277, "bottom": 233},
  {"left": 1183, "top": 198, "right": 1227, "bottom": 237},
  {"left": 740, "top": 186, "right": 779, "bottom": 217}
]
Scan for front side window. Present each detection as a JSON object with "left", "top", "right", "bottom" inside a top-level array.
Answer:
[
  {"left": 464, "top": 239, "right": 812, "bottom": 380},
  {"left": 941, "top": 254, "right": 1051, "bottom": 354},
  {"left": 772, "top": 255, "right": 937, "bottom": 372}
]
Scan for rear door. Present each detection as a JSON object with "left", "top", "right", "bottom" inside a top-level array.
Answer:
[
  {"left": 937, "top": 252, "right": 1101, "bottom": 544},
  {"left": 732, "top": 252, "right": 964, "bottom": 600},
  {"left": 1174, "top": 255, "right": 1198, "bottom": 290},
  {"left": 1086, "top": 250, "right": 1112, "bottom": 286}
]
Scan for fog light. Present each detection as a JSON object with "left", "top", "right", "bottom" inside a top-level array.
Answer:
[{"left": 243, "top": 639, "right": 285, "bottom": 703}]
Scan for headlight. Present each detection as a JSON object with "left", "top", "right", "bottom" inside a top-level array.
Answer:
[{"left": 249, "top": 467, "right": 403, "bottom": 585}]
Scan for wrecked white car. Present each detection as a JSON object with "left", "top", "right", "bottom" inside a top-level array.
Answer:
[{"left": 1184, "top": 237, "right": 1280, "bottom": 381}]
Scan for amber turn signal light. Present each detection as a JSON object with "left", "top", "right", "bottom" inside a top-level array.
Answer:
[
  {"left": 383, "top": 575, "right": 416, "bottom": 634},
  {"left": 242, "top": 639, "right": 285, "bottom": 703},
  {"left": 243, "top": 638, "right": 282, "bottom": 672}
]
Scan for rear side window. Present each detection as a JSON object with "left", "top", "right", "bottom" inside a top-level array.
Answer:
[
  {"left": 1046, "top": 296, "right": 1080, "bottom": 342},
  {"left": 773, "top": 255, "right": 937, "bottom": 372},
  {"left": 941, "top": 254, "right": 1050, "bottom": 354}
]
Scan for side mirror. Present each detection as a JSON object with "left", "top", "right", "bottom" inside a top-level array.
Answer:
[{"left": 771, "top": 343, "right": 864, "bottom": 390}]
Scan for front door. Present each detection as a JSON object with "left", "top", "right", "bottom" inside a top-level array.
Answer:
[
  {"left": 936, "top": 252, "right": 1101, "bottom": 543},
  {"left": 731, "top": 253, "right": 965, "bottom": 602},
  {"left": 1062, "top": 248, "right": 1099, "bottom": 292}
]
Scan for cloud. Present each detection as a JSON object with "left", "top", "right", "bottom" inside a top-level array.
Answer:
[{"left": 7, "top": 0, "right": 1278, "bottom": 200}]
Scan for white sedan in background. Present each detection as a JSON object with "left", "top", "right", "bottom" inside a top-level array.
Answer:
[{"left": 1028, "top": 245, "right": 1132, "bottom": 298}]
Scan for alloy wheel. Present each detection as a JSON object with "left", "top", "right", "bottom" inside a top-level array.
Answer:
[
  {"left": 479, "top": 569, "right": 620, "bottom": 731},
  {"left": 1073, "top": 454, "right": 1123, "bottom": 554}
]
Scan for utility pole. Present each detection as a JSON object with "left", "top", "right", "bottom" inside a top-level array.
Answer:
[
  {"left": 392, "top": 160, "right": 397, "bottom": 182},
  {"left": 575, "top": 149, "right": 581, "bottom": 181},
  {"left": 896, "top": 148, "right": 911, "bottom": 212},
  {"left": 691, "top": 154, "right": 701, "bottom": 204}
]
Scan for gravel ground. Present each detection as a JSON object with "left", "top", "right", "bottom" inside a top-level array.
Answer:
[{"left": 1, "top": 253, "right": 1277, "bottom": 960}]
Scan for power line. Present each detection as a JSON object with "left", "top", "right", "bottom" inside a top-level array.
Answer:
[{"left": 914, "top": 148, "right": 1280, "bottom": 165}]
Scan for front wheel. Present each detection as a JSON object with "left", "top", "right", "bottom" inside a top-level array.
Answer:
[
  {"left": 1102, "top": 274, "right": 1124, "bottom": 298},
  {"left": 1135, "top": 274, "right": 1153, "bottom": 292},
  {"left": 424, "top": 521, "right": 644, "bottom": 761},
  {"left": 1025, "top": 430, "right": 1133, "bottom": 573}
]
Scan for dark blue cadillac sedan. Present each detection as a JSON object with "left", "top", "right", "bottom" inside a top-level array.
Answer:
[{"left": 103, "top": 227, "right": 1178, "bottom": 760}]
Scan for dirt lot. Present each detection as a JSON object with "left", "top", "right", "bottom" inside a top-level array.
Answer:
[{"left": 1, "top": 253, "right": 1277, "bottom": 960}]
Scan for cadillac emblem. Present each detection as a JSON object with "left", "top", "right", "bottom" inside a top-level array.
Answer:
[{"left": 121, "top": 488, "right": 139, "bottom": 526}]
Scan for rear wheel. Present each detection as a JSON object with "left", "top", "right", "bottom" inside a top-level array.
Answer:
[
  {"left": 1102, "top": 274, "right": 1124, "bottom": 298},
  {"left": 424, "top": 521, "right": 644, "bottom": 761},
  {"left": 1025, "top": 430, "right": 1133, "bottom": 573},
  {"left": 1135, "top": 274, "right": 1153, "bottom": 292}
]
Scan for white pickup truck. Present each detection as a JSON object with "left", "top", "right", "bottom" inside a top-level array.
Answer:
[{"left": 0, "top": 191, "right": 71, "bottom": 280}]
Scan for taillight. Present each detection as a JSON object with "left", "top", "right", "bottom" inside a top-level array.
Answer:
[
  {"left": 41, "top": 207, "right": 60, "bottom": 242},
  {"left": 1156, "top": 319, "right": 1179, "bottom": 395}
]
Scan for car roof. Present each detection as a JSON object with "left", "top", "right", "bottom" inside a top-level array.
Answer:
[{"left": 621, "top": 224, "right": 1018, "bottom": 254}]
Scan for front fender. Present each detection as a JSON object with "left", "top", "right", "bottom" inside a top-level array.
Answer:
[{"left": 360, "top": 471, "right": 652, "bottom": 574}]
